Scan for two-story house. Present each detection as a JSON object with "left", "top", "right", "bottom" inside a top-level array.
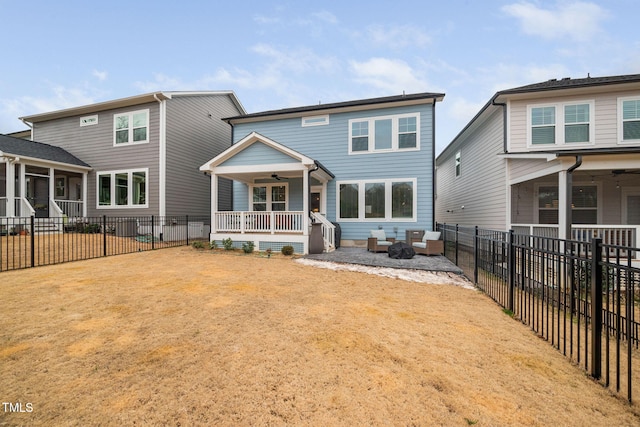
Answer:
[
  {"left": 4, "top": 92, "right": 244, "bottom": 228},
  {"left": 436, "top": 74, "right": 640, "bottom": 250},
  {"left": 200, "top": 92, "right": 445, "bottom": 254}
]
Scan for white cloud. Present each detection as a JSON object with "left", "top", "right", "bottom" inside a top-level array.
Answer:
[
  {"left": 366, "top": 24, "right": 431, "bottom": 49},
  {"left": 502, "top": 1, "right": 608, "bottom": 42},
  {"left": 312, "top": 10, "right": 338, "bottom": 25},
  {"left": 349, "top": 58, "right": 429, "bottom": 93},
  {"left": 92, "top": 69, "right": 108, "bottom": 81}
]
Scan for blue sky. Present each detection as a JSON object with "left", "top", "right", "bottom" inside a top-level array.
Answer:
[{"left": 1, "top": 0, "right": 639, "bottom": 154}]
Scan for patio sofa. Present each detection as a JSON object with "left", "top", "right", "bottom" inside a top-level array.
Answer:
[
  {"left": 367, "top": 229, "right": 396, "bottom": 252},
  {"left": 410, "top": 231, "right": 444, "bottom": 256}
]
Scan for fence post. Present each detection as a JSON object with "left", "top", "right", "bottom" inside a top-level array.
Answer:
[
  {"left": 186, "top": 215, "right": 189, "bottom": 246},
  {"left": 455, "top": 224, "right": 459, "bottom": 266},
  {"left": 508, "top": 229, "right": 515, "bottom": 312},
  {"left": 102, "top": 215, "right": 107, "bottom": 257},
  {"left": 151, "top": 216, "right": 155, "bottom": 250},
  {"left": 473, "top": 226, "right": 479, "bottom": 284},
  {"left": 591, "top": 237, "right": 603, "bottom": 379},
  {"left": 442, "top": 223, "right": 447, "bottom": 257},
  {"left": 30, "top": 216, "right": 35, "bottom": 268}
]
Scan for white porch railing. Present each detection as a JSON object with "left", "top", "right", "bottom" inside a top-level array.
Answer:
[
  {"left": 16, "top": 197, "right": 35, "bottom": 217},
  {"left": 311, "top": 211, "right": 336, "bottom": 252},
  {"left": 512, "top": 224, "right": 640, "bottom": 258},
  {"left": 55, "top": 200, "right": 84, "bottom": 218},
  {"left": 215, "top": 211, "right": 305, "bottom": 234}
]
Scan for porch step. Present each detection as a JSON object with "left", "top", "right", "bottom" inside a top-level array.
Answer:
[{"left": 34, "top": 218, "right": 60, "bottom": 234}]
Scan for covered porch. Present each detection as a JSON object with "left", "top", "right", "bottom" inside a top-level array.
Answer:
[
  {"left": 1, "top": 134, "right": 91, "bottom": 231},
  {"left": 508, "top": 153, "right": 640, "bottom": 258},
  {"left": 200, "top": 132, "right": 335, "bottom": 254}
]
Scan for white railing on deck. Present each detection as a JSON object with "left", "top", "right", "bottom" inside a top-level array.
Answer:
[
  {"left": 215, "top": 211, "right": 305, "bottom": 234},
  {"left": 512, "top": 224, "right": 640, "bottom": 258},
  {"left": 55, "top": 200, "right": 84, "bottom": 218},
  {"left": 17, "top": 197, "right": 35, "bottom": 217},
  {"left": 311, "top": 211, "right": 336, "bottom": 251}
]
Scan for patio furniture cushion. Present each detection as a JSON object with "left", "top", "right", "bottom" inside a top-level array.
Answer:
[
  {"left": 412, "top": 241, "right": 427, "bottom": 249},
  {"left": 422, "top": 231, "right": 441, "bottom": 242},
  {"left": 376, "top": 240, "right": 393, "bottom": 246},
  {"left": 370, "top": 229, "right": 387, "bottom": 242}
]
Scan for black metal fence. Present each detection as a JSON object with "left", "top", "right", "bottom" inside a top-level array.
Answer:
[
  {"left": 0, "top": 215, "right": 210, "bottom": 272},
  {"left": 438, "top": 223, "right": 640, "bottom": 403}
]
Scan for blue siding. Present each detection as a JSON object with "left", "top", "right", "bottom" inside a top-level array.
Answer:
[
  {"left": 221, "top": 141, "right": 299, "bottom": 166},
  {"left": 231, "top": 104, "right": 436, "bottom": 241}
]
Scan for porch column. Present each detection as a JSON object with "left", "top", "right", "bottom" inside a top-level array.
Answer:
[
  {"left": 302, "top": 169, "right": 309, "bottom": 236},
  {"left": 558, "top": 170, "right": 569, "bottom": 240},
  {"left": 5, "top": 159, "right": 15, "bottom": 217},
  {"left": 210, "top": 173, "right": 217, "bottom": 233},
  {"left": 49, "top": 167, "right": 55, "bottom": 205},
  {"left": 82, "top": 172, "right": 88, "bottom": 217}
]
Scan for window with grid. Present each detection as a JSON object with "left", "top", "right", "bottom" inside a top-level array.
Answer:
[
  {"left": 349, "top": 113, "right": 420, "bottom": 153},
  {"left": 114, "top": 110, "right": 148, "bottom": 145}
]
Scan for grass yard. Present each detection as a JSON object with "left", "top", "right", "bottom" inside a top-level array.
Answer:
[{"left": 1, "top": 247, "right": 639, "bottom": 426}]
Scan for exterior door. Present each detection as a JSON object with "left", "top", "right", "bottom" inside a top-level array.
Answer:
[
  {"left": 27, "top": 176, "right": 49, "bottom": 218},
  {"left": 624, "top": 191, "right": 640, "bottom": 224}
]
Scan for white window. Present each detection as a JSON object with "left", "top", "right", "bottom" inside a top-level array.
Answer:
[
  {"left": 337, "top": 178, "right": 417, "bottom": 221},
  {"left": 302, "top": 115, "right": 329, "bottom": 127},
  {"left": 455, "top": 151, "right": 461, "bottom": 177},
  {"left": 113, "top": 109, "right": 149, "bottom": 145},
  {"left": 618, "top": 97, "right": 640, "bottom": 143},
  {"left": 250, "top": 183, "right": 288, "bottom": 211},
  {"left": 97, "top": 169, "right": 148, "bottom": 208},
  {"left": 528, "top": 101, "right": 594, "bottom": 147},
  {"left": 348, "top": 113, "right": 419, "bottom": 154}
]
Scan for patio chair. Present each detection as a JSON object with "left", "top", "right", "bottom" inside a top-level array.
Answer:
[
  {"left": 367, "top": 229, "right": 396, "bottom": 252},
  {"left": 411, "top": 231, "right": 444, "bottom": 256}
]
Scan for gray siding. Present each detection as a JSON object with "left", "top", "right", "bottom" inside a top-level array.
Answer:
[
  {"left": 436, "top": 108, "right": 507, "bottom": 230},
  {"left": 231, "top": 104, "right": 436, "bottom": 241},
  {"left": 33, "top": 102, "right": 161, "bottom": 217},
  {"left": 164, "top": 95, "right": 239, "bottom": 216}
]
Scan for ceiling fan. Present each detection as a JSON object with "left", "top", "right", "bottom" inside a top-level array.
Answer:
[
  {"left": 612, "top": 169, "right": 640, "bottom": 176},
  {"left": 271, "top": 173, "right": 287, "bottom": 181}
]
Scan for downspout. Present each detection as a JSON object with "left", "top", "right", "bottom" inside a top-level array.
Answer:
[
  {"left": 19, "top": 118, "right": 33, "bottom": 140},
  {"left": 490, "top": 96, "right": 507, "bottom": 153},
  {"left": 154, "top": 93, "right": 166, "bottom": 217},
  {"left": 431, "top": 99, "right": 436, "bottom": 230},
  {"left": 565, "top": 155, "right": 583, "bottom": 241}
]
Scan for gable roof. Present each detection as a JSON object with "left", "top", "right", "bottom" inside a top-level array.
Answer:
[
  {"left": 224, "top": 92, "right": 445, "bottom": 123},
  {"left": 0, "top": 134, "right": 91, "bottom": 169},
  {"left": 19, "top": 91, "right": 245, "bottom": 123}
]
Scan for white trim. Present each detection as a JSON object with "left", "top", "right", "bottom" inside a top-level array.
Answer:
[
  {"left": 113, "top": 108, "right": 150, "bottom": 146},
  {"left": 348, "top": 112, "right": 420, "bottom": 154},
  {"left": 96, "top": 168, "right": 149, "bottom": 209},
  {"left": 302, "top": 115, "right": 329, "bottom": 127},
  {"left": 336, "top": 178, "right": 417, "bottom": 222},
  {"left": 311, "top": 185, "right": 325, "bottom": 214},
  {"left": 617, "top": 96, "right": 640, "bottom": 144},
  {"left": 526, "top": 100, "right": 595, "bottom": 149}
]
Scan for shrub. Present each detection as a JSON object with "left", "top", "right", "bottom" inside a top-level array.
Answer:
[
  {"left": 242, "top": 241, "right": 255, "bottom": 254},
  {"left": 222, "top": 237, "right": 234, "bottom": 251},
  {"left": 192, "top": 241, "right": 205, "bottom": 249},
  {"left": 281, "top": 245, "right": 294, "bottom": 256},
  {"left": 209, "top": 241, "right": 218, "bottom": 250}
]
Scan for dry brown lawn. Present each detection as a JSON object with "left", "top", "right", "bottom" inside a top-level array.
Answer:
[{"left": 1, "top": 247, "right": 639, "bottom": 426}]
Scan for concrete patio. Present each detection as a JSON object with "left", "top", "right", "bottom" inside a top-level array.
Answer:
[{"left": 303, "top": 247, "right": 463, "bottom": 274}]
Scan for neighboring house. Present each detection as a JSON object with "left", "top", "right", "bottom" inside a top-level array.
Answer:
[
  {"left": 436, "top": 73, "right": 640, "bottom": 251},
  {"left": 13, "top": 91, "right": 244, "bottom": 222},
  {"left": 0, "top": 133, "right": 91, "bottom": 218},
  {"left": 200, "top": 92, "right": 445, "bottom": 254}
]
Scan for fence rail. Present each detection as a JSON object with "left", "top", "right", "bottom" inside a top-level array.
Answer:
[
  {"left": 438, "top": 223, "right": 640, "bottom": 403},
  {"left": 0, "top": 215, "right": 210, "bottom": 272}
]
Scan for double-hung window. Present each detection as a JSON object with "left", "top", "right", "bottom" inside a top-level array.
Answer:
[
  {"left": 98, "top": 169, "right": 148, "bottom": 208},
  {"left": 337, "top": 178, "right": 416, "bottom": 221},
  {"left": 114, "top": 109, "right": 149, "bottom": 145},
  {"left": 349, "top": 113, "right": 419, "bottom": 154},
  {"left": 528, "top": 101, "right": 593, "bottom": 147},
  {"left": 619, "top": 97, "right": 640, "bottom": 143},
  {"left": 251, "top": 184, "right": 287, "bottom": 211}
]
